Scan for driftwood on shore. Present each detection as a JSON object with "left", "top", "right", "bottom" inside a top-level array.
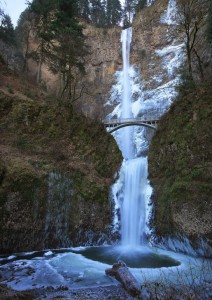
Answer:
[{"left": 105, "top": 260, "right": 141, "bottom": 298}]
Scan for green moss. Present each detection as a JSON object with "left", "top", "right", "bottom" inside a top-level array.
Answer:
[
  {"left": 48, "top": 124, "right": 60, "bottom": 138},
  {"left": 0, "top": 88, "right": 122, "bottom": 240},
  {"left": 72, "top": 171, "right": 108, "bottom": 204},
  {"left": 13, "top": 135, "right": 33, "bottom": 150},
  {"left": 199, "top": 183, "right": 212, "bottom": 193},
  {"left": 148, "top": 81, "right": 212, "bottom": 236},
  {"left": 3, "top": 159, "right": 39, "bottom": 189}
]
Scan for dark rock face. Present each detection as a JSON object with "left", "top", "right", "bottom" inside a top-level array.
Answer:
[
  {"left": 148, "top": 83, "right": 212, "bottom": 257},
  {"left": 0, "top": 90, "right": 122, "bottom": 254},
  {"left": 0, "top": 169, "right": 113, "bottom": 252}
]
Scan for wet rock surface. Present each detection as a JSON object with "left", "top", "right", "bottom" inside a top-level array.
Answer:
[{"left": 0, "top": 284, "right": 135, "bottom": 300}]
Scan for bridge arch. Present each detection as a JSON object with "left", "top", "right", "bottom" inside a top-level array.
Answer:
[{"left": 107, "top": 122, "right": 157, "bottom": 133}]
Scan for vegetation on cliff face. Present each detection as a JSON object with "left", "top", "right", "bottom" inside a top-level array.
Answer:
[
  {"left": 148, "top": 81, "right": 212, "bottom": 252},
  {"left": 0, "top": 60, "right": 122, "bottom": 253}
]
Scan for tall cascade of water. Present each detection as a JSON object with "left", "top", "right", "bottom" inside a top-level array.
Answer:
[
  {"left": 107, "top": 0, "right": 184, "bottom": 252},
  {"left": 114, "top": 28, "right": 151, "bottom": 247},
  {"left": 120, "top": 28, "right": 134, "bottom": 160}
]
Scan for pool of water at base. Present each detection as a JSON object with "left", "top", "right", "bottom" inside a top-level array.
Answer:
[{"left": 0, "top": 245, "right": 211, "bottom": 292}]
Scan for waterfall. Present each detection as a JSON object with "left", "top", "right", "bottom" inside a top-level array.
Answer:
[
  {"left": 121, "top": 157, "right": 148, "bottom": 246},
  {"left": 112, "top": 28, "right": 151, "bottom": 247},
  {"left": 120, "top": 28, "right": 134, "bottom": 160}
]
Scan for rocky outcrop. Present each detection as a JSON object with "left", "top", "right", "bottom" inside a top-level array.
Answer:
[
  {"left": 0, "top": 83, "right": 122, "bottom": 253},
  {"left": 79, "top": 25, "right": 122, "bottom": 119},
  {"left": 131, "top": 0, "right": 170, "bottom": 87},
  {"left": 148, "top": 83, "right": 212, "bottom": 257},
  {"left": 25, "top": 24, "right": 122, "bottom": 119}
]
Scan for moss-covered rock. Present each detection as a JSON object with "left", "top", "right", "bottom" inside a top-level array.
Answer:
[
  {"left": 0, "top": 88, "right": 122, "bottom": 253},
  {"left": 148, "top": 82, "right": 212, "bottom": 256}
]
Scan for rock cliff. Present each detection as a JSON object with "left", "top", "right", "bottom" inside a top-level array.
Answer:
[
  {"left": 0, "top": 63, "right": 122, "bottom": 253},
  {"left": 25, "top": 24, "right": 122, "bottom": 119},
  {"left": 148, "top": 82, "right": 212, "bottom": 256}
]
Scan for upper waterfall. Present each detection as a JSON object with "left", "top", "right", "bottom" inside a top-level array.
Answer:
[
  {"left": 121, "top": 28, "right": 132, "bottom": 119},
  {"left": 120, "top": 28, "right": 134, "bottom": 160}
]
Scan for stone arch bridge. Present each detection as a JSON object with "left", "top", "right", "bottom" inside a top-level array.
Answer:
[{"left": 103, "top": 109, "right": 166, "bottom": 133}]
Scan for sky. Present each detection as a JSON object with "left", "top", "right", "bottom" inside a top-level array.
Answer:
[{"left": 1, "top": 0, "right": 30, "bottom": 27}]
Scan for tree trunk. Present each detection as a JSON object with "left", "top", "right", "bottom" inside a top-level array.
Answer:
[
  {"left": 105, "top": 261, "right": 141, "bottom": 298},
  {"left": 37, "top": 57, "right": 42, "bottom": 84},
  {"left": 186, "top": 43, "right": 193, "bottom": 81},
  {"left": 193, "top": 48, "right": 204, "bottom": 81}
]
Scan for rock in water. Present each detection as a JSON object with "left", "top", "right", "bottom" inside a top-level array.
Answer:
[{"left": 105, "top": 260, "right": 141, "bottom": 298}]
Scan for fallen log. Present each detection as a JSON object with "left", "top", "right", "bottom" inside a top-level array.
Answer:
[{"left": 105, "top": 260, "right": 141, "bottom": 298}]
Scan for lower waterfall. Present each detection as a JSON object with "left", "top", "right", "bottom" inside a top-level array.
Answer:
[{"left": 121, "top": 157, "right": 148, "bottom": 246}]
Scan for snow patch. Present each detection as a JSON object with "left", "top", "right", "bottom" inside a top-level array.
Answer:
[{"left": 161, "top": 0, "right": 178, "bottom": 25}]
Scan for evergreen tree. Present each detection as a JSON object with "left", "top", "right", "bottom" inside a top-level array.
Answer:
[
  {"left": 45, "top": 0, "right": 88, "bottom": 103},
  {"left": 16, "top": 9, "right": 34, "bottom": 73},
  {"left": 90, "top": 0, "right": 106, "bottom": 27},
  {"left": 78, "top": 0, "right": 91, "bottom": 21},
  {"left": 123, "top": 0, "right": 137, "bottom": 24},
  {"left": 106, "top": 0, "right": 122, "bottom": 26},
  {"left": 122, "top": 0, "right": 146, "bottom": 24},
  {"left": 135, "top": 0, "right": 147, "bottom": 12},
  {"left": 0, "top": 11, "right": 15, "bottom": 45},
  {"left": 27, "top": 0, "right": 88, "bottom": 103},
  {"left": 27, "top": 0, "right": 57, "bottom": 83}
]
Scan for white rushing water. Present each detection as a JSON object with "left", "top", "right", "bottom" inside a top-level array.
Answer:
[
  {"left": 121, "top": 157, "right": 148, "bottom": 246},
  {"left": 111, "top": 28, "right": 152, "bottom": 247},
  {"left": 120, "top": 28, "right": 134, "bottom": 159}
]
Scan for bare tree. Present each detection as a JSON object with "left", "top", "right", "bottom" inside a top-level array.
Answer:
[{"left": 176, "top": 0, "right": 210, "bottom": 81}]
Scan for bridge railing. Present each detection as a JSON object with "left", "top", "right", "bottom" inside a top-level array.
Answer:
[
  {"left": 104, "top": 118, "right": 157, "bottom": 125},
  {"left": 103, "top": 108, "right": 168, "bottom": 124}
]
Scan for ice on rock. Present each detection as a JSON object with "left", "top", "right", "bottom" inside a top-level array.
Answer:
[
  {"left": 44, "top": 251, "right": 53, "bottom": 257},
  {"left": 161, "top": 0, "right": 178, "bottom": 25}
]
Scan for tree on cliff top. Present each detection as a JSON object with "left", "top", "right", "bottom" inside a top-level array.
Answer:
[
  {"left": 0, "top": 8, "right": 15, "bottom": 45},
  {"left": 28, "top": 0, "right": 88, "bottom": 105},
  {"left": 48, "top": 0, "right": 88, "bottom": 103},
  {"left": 16, "top": 9, "right": 34, "bottom": 74},
  {"left": 27, "top": 0, "right": 56, "bottom": 83},
  {"left": 77, "top": 0, "right": 123, "bottom": 27},
  {"left": 78, "top": 0, "right": 91, "bottom": 21},
  {"left": 106, "top": 0, "right": 122, "bottom": 26},
  {"left": 122, "top": 0, "right": 147, "bottom": 27}
]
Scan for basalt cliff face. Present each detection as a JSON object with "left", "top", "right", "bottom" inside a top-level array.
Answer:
[
  {"left": 148, "top": 83, "right": 212, "bottom": 257},
  {"left": 25, "top": 24, "right": 122, "bottom": 119},
  {"left": 0, "top": 63, "right": 122, "bottom": 253}
]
